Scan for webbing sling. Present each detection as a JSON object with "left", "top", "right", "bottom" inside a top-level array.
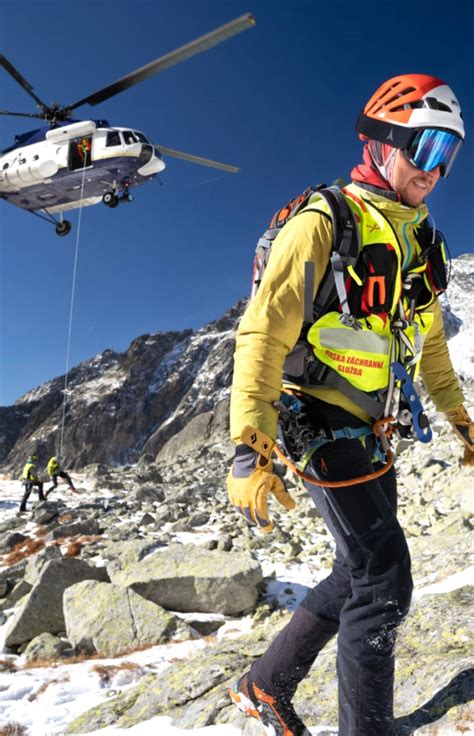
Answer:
[{"left": 320, "top": 368, "right": 386, "bottom": 420}]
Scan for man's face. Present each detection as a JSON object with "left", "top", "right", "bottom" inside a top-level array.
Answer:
[{"left": 391, "top": 150, "right": 441, "bottom": 207}]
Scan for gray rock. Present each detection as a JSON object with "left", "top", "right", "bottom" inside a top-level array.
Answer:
[
  {"left": 139, "top": 513, "right": 155, "bottom": 526},
  {"left": 188, "top": 513, "right": 210, "bottom": 527},
  {"left": 23, "top": 632, "right": 69, "bottom": 663},
  {"left": 51, "top": 518, "right": 101, "bottom": 539},
  {"left": 24, "top": 545, "right": 62, "bottom": 585},
  {"left": 217, "top": 535, "right": 233, "bottom": 552},
  {"left": 153, "top": 509, "right": 174, "bottom": 525},
  {"left": 103, "top": 538, "right": 164, "bottom": 565},
  {"left": 127, "top": 486, "right": 165, "bottom": 505},
  {"left": 64, "top": 580, "right": 191, "bottom": 656},
  {"left": 0, "top": 531, "right": 27, "bottom": 553},
  {"left": 0, "top": 517, "right": 25, "bottom": 534},
  {"left": 33, "top": 501, "right": 60, "bottom": 524},
  {"left": 0, "top": 579, "right": 32, "bottom": 610},
  {"left": 107, "top": 543, "right": 263, "bottom": 615},
  {"left": 0, "top": 558, "right": 27, "bottom": 593},
  {"left": 4, "top": 558, "right": 108, "bottom": 647}
]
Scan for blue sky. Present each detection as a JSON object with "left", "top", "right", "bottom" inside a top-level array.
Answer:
[{"left": 1, "top": 0, "right": 473, "bottom": 406}]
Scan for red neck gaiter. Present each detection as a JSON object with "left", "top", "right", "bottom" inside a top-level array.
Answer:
[{"left": 351, "top": 144, "right": 393, "bottom": 190}]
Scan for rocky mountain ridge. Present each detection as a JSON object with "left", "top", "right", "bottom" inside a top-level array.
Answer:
[{"left": 0, "top": 303, "right": 243, "bottom": 473}]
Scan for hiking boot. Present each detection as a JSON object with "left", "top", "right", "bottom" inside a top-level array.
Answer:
[{"left": 229, "top": 671, "right": 311, "bottom": 736}]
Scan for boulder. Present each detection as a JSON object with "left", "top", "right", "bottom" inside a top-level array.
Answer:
[
  {"left": 51, "top": 518, "right": 101, "bottom": 539},
  {"left": 24, "top": 545, "right": 62, "bottom": 585},
  {"left": 0, "top": 558, "right": 27, "bottom": 596},
  {"left": 32, "top": 501, "right": 60, "bottom": 524},
  {"left": 0, "top": 579, "right": 32, "bottom": 610},
  {"left": 0, "top": 531, "right": 27, "bottom": 553},
  {"left": 64, "top": 580, "right": 191, "bottom": 656},
  {"left": 127, "top": 486, "right": 165, "bottom": 505},
  {"left": 4, "top": 558, "right": 108, "bottom": 647},
  {"left": 107, "top": 543, "right": 262, "bottom": 615},
  {"left": 23, "top": 632, "right": 69, "bottom": 663},
  {"left": 139, "top": 513, "right": 155, "bottom": 526}
]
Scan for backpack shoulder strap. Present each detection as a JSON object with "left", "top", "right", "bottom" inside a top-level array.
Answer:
[{"left": 301, "top": 186, "right": 360, "bottom": 324}]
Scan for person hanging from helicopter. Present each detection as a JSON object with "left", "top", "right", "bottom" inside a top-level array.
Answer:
[
  {"left": 46, "top": 456, "right": 77, "bottom": 496},
  {"left": 70, "top": 136, "right": 92, "bottom": 170},
  {"left": 20, "top": 452, "right": 45, "bottom": 513},
  {"left": 77, "top": 136, "right": 92, "bottom": 164}
]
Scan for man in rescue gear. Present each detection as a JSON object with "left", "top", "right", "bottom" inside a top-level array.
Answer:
[
  {"left": 227, "top": 73, "right": 473, "bottom": 736},
  {"left": 20, "top": 453, "right": 45, "bottom": 512},
  {"left": 46, "top": 456, "right": 76, "bottom": 496}
]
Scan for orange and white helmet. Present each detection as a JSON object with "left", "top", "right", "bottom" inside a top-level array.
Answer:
[{"left": 356, "top": 74, "right": 464, "bottom": 176}]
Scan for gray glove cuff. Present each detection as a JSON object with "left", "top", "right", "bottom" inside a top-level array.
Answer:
[{"left": 233, "top": 444, "right": 258, "bottom": 478}]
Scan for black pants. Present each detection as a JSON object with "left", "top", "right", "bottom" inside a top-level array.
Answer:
[
  {"left": 251, "top": 401, "right": 413, "bottom": 736},
  {"left": 48, "top": 470, "right": 74, "bottom": 493},
  {"left": 20, "top": 481, "right": 45, "bottom": 511}
]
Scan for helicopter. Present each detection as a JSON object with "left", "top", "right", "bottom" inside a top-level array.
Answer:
[{"left": 0, "top": 13, "right": 255, "bottom": 236}]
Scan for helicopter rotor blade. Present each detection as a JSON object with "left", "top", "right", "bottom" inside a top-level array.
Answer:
[
  {"left": 66, "top": 13, "right": 255, "bottom": 111},
  {"left": 0, "top": 55, "right": 48, "bottom": 112},
  {"left": 0, "top": 110, "right": 45, "bottom": 119},
  {"left": 155, "top": 145, "right": 239, "bottom": 173}
]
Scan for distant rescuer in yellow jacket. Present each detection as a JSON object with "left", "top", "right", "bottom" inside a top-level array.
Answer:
[
  {"left": 46, "top": 456, "right": 77, "bottom": 496},
  {"left": 20, "top": 452, "right": 45, "bottom": 512},
  {"left": 227, "top": 74, "right": 474, "bottom": 736}
]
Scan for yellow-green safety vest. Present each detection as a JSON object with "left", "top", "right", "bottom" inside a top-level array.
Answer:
[{"left": 304, "top": 189, "right": 443, "bottom": 394}]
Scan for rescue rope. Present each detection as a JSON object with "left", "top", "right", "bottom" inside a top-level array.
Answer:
[
  {"left": 58, "top": 158, "right": 88, "bottom": 458},
  {"left": 273, "top": 417, "right": 395, "bottom": 488}
]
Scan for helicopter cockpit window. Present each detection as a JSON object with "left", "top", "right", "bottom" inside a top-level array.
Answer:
[
  {"left": 106, "top": 131, "right": 121, "bottom": 147},
  {"left": 134, "top": 131, "right": 149, "bottom": 143},
  {"left": 123, "top": 130, "right": 139, "bottom": 145}
]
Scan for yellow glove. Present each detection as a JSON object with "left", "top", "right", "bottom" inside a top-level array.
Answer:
[
  {"left": 445, "top": 405, "right": 474, "bottom": 467},
  {"left": 227, "top": 426, "right": 296, "bottom": 533}
]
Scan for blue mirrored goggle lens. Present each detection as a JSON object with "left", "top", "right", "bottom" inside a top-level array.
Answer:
[{"left": 406, "top": 129, "right": 463, "bottom": 177}]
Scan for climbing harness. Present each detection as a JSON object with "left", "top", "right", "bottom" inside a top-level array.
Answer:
[{"left": 273, "top": 390, "right": 394, "bottom": 488}]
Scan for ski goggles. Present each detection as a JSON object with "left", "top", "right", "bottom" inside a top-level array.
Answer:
[{"left": 403, "top": 128, "right": 463, "bottom": 177}]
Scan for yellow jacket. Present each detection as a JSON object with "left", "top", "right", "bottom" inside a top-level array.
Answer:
[
  {"left": 22, "top": 461, "right": 38, "bottom": 481},
  {"left": 230, "top": 182, "right": 464, "bottom": 443},
  {"left": 47, "top": 457, "right": 61, "bottom": 476}
]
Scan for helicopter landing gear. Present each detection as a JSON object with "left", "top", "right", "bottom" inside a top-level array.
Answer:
[
  {"left": 55, "top": 220, "right": 72, "bottom": 237},
  {"left": 103, "top": 191, "right": 119, "bottom": 208}
]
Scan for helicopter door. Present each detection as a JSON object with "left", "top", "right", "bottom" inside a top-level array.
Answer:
[{"left": 69, "top": 136, "right": 93, "bottom": 171}]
